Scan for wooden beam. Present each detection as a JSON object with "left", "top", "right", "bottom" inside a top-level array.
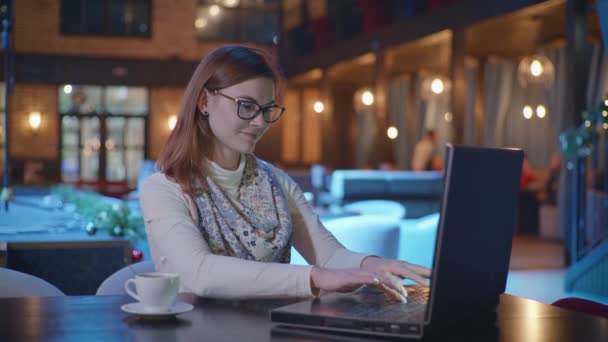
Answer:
[
  {"left": 371, "top": 50, "right": 392, "bottom": 167},
  {"left": 407, "top": 73, "right": 419, "bottom": 169},
  {"left": 475, "top": 57, "right": 487, "bottom": 145},
  {"left": 319, "top": 69, "right": 334, "bottom": 166},
  {"left": 564, "top": 0, "right": 590, "bottom": 266},
  {"left": 3, "top": 54, "right": 199, "bottom": 86},
  {"left": 450, "top": 29, "right": 466, "bottom": 144},
  {"left": 331, "top": 81, "right": 358, "bottom": 168},
  {"left": 284, "top": 0, "right": 548, "bottom": 77},
  {"left": 565, "top": 0, "right": 590, "bottom": 128},
  {"left": 297, "top": 88, "right": 305, "bottom": 163}
]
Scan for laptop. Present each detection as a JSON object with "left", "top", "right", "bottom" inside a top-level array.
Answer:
[{"left": 270, "top": 144, "right": 523, "bottom": 339}]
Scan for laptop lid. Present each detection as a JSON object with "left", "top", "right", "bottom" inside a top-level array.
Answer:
[{"left": 425, "top": 144, "right": 523, "bottom": 323}]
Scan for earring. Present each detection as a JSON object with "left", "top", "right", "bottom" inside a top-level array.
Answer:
[{"left": 202, "top": 110, "right": 209, "bottom": 116}]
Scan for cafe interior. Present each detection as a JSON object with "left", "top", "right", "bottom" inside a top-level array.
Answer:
[{"left": 0, "top": 0, "right": 607, "bottom": 340}]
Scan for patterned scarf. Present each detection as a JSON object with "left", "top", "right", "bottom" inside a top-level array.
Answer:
[{"left": 193, "top": 154, "right": 292, "bottom": 263}]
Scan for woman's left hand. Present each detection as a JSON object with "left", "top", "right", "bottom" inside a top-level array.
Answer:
[{"left": 360, "top": 256, "right": 431, "bottom": 302}]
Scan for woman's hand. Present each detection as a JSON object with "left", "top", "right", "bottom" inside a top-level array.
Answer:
[
  {"left": 310, "top": 266, "right": 380, "bottom": 294},
  {"left": 360, "top": 256, "right": 431, "bottom": 302}
]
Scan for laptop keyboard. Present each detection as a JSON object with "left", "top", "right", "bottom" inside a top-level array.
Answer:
[
  {"left": 351, "top": 284, "right": 430, "bottom": 304},
  {"left": 333, "top": 285, "right": 430, "bottom": 321},
  {"left": 405, "top": 285, "right": 431, "bottom": 303}
]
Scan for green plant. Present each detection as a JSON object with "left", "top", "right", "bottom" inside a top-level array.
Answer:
[
  {"left": 50, "top": 185, "right": 145, "bottom": 241},
  {"left": 560, "top": 99, "right": 608, "bottom": 160}
]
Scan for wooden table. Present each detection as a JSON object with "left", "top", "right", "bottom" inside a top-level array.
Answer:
[{"left": 0, "top": 294, "right": 606, "bottom": 341}]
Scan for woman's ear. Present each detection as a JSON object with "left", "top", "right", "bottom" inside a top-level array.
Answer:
[{"left": 197, "top": 89, "right": 208, "bottom": 114}]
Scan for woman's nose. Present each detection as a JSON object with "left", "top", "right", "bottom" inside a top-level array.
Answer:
[{"left": 250, "top": 112, "right": 267, "bottom": 127}]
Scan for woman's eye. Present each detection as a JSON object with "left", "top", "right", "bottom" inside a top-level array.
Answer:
[{"left": 241, "top": 102, "right": 257, "bottom": 111}]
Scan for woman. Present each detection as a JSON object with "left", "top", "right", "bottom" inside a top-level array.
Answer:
[{"left": 140, "top": 45, "right": 429, "bottom": 302}]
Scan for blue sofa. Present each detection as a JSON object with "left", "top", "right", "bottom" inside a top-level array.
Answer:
[
  {"left": 291, "top": 213, "right": 440, "bottom": 271},
  {"left": 327, "top": 170, "right": 443, "bottom": 218}
]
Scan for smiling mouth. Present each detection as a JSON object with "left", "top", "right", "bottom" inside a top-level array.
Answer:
[{"left": 241, "top": 132, "right": 258, "bottom": 140}]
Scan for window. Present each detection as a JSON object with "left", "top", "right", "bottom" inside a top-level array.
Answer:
[
  {"left": 59, "top": 84, "right": 148, "bottom": 186},
  {"left": 61, "top": 0, "right": 151, "bottom": 37},
  {"left": 195, "top": 0, "right": 280, "bottom": 44}
]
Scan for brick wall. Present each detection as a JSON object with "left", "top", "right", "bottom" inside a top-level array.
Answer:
[
  {"left": 10, "top": 0, "right": 283, "bottom": 173},
  {"left": 15, "top": 0, "right": 224, "bottom": 60},
  {"left": 9, "top": 84, "right": 58, "bottom": 159}
]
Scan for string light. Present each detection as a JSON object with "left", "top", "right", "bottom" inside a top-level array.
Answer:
[
  {"left": 168, "top": 115, "right": 177, "bottom": 130},
  {"left": 209, "top": 5, "right": 220, "bottom": 17},
  {"left": 195, "top": 18, "right": 208, "bottom": 29},
  {"left": 430, "top": 78, "right": 444, "bottom": 94},
  {"left": 313, "top": 101, "right": 324, "bottom": 113},
  {"left": 530, "top": 59, "right": 543, "bottom": 77},
  {"left": 536, "top": 105, "right": 547, "bottom": 119},
  {"left": 387, "top": 126, "right": 398, "bottom": 139},
  {"left": 444, "top": 112, "right": 453, "bottom": 122},
  {"left": 518, "top": 55, "right": 555, "bottom": 88},
  {"left": 361, "top": 90, "right": 374, "bottom": 106},
  {"left": 523, "top": 106, "right": 533, "bottom": 119}
]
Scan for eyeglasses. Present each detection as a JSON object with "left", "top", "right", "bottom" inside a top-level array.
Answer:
[{"left": 211, "top": 90, "right": 285, "bottom": 123}]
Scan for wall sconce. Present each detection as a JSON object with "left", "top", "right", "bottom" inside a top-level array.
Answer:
[
  {"left": 387, "top": 126, "right": 398, "bottom": 139},
  {"left": 313, "top": 101, "right": 325, "bottom": 113},
  {"left": 168, "top": 115, "right": 177, "bottom": 130},
  {"left": 28, "top": 111, "right": 42, "bottom": 131}
]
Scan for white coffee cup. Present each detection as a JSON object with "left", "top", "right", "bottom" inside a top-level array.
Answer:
[{"left": 124, "top": 272, "right": 179, "bottom": 312}]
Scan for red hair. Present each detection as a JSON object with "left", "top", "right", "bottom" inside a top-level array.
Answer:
[{"left": 157, "top": 45, "right": 284, "bottom": 195}]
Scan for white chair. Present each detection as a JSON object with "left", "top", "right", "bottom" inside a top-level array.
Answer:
[
  {"left": 342, "top": 200, "right": 406, "bottom": 220},
  {"left": 96, "top": 261, "right": 155, "bottom": 295},
  {"left": 291, "top": 215, "right": 401, "bottom": 265},
  {"left": 398, "top": 213, "right": 439, "bottom": 270},
  {"left": 0, "top": 268, "right": 65, "bottom": 297}
]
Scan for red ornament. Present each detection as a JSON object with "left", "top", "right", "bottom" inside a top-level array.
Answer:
[{"left": 131, "top": 249, "right": 144, "bottom": 263}]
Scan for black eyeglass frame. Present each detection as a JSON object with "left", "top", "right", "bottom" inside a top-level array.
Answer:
[{"left": 211, "top": 90, "right": 285, "bottom": 123}]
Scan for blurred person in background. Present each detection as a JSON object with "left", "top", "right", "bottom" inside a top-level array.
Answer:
[{"left": 411, "top": 130, "right": 437, "bottom": 171}]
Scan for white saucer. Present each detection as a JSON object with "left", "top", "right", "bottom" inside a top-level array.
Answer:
[{"left": 121, "top": 301, "right": 194, "bottom": 318}]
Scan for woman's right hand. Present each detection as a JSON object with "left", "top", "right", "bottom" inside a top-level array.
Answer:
[{"left": 310, "top": 266, "right": 380, "bottom": 294}]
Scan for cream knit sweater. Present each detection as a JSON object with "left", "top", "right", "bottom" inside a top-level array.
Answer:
[{"left": 140, "top": 158, "right": 369, "bottom": 299}]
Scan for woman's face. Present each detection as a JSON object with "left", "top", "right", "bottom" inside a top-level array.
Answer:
[{"left": 203, "top": 77, "right": 275, "bottom": 160}]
